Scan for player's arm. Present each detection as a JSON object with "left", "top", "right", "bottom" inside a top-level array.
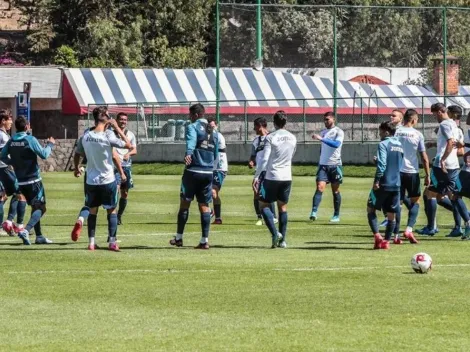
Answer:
[
  {"left": 124, "top": 134, "right": 137, "bottom": 161},
  {"left": 254, "top": 137, "right": 271, "bottom": 179},
  {"left": 73, "top": 137, "right": 85, "bottom": 177},
  {"left": 0, "top": 140, "right": 11, "bottom": 165},
  {"left": 107, "top": 119, "right": 131, "bottom": 149},
  {"left": 249, "top": 142, "right": 256, "bottom": 168},
  {"left": 417, "top": 135, "right": 430, "bottom": 186},
  {"left": 439, "top": 124, "right": 455, "bottom": 173},
  {"left": 184, "top": 124, "right": 197, "bottom": 166},
  {"left": 373, "top": 143, "right": 387, "bottom": 189},
  {"left": 315, "top": 129, "right": 343, "bottom": 148},
  {"left": 28, "top": 136, "right": 55, "bottom": 159}
]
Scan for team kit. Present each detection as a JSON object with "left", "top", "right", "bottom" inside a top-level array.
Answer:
[{"left": 0, "top": 102, "right": 467, "bottom": 250}]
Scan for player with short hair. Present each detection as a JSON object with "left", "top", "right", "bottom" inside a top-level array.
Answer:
[
  {"left": 114, "top": 112, "right": 137, "bottom": 225},
  {"left": 208, "top": 117, "right": 227, "bottom": 225},
  {"left": 74, "top": 106, "right": 131, "bottom": 251},
  {"left": 389, "top": 109, "right": 404, "bottom": 127},
  {"left": 368, "top": 121, "right": 404, "bottom": 250},
  {"left": 393, "top": 109, "right": 428, "bottom": 244},
  {"left": 310, "top": 111, "right": 344, "bottom": 222},
  {"left": 425, "top": 103, "right": 470, "bottom": 239},
  {"left": 170, "top": 103, "right": 218, "bottom": 249},
  {"left": 1, "top": 116, "right": 55, "bottom": 245},
  {"left": 250, "top": 118, "right": 277, "bottom": 226},
  {"left": 0, "top": 110, "right": 27, "bottom": 236},
  {"left": 257, "top": 111, "right": 297, "bottom": 248}
]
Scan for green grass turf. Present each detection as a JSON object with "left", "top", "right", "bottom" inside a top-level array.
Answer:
[{"left": 0, "top": 173, "right": 469, "bottom": 351}]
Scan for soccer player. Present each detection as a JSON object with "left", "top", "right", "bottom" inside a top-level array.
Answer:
[
  {"left": 256, "top": 111, "right": 297, "bottom": 248},
  {"left": 0, "top": 111, "right": 27, "bottom": 236},
  {"left": 170, "top": 103, "right": 218, "bottom": 249},
  {"left": 367, "top": 121, "right": 404, "bottom": 250},
  {"left": 250, "top": 118, "right": 277, "bottom": 226},
  {"left": 310, "top": 111, "right": 344, "bottom": 222},
  {"left": 114, "top": 112, "right": 137, "bottom": 225},
  {"left": 393, "top": 109, "right": 428, "bottom": 244},
  {"left": 0, "top": 116, "right": 55, "bottom": 245},
  {"left": 74, "top": 106, "right": 131, "bottom": 251},
  {"left": 425, "top": 103, "right": 470, "bottom": 239},
  {"left": 208, "top": 117, "right": 228, "bottom": 225}
]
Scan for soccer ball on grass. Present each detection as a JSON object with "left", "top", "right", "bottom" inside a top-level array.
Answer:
[{"left": 411, "top": 253, "right": 432, "bottom": 274}]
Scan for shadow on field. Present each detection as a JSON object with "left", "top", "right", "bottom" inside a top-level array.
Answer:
[
  {"left": 293, "top": 246, "right": 370, "bottom": 251},
  {"left": 305, "top": 240, "right": 368, "bottom": 245},
  {"left": 211, "top": 244, "right": 268, "bottom": 250}
]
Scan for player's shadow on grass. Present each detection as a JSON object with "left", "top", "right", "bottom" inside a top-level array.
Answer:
[
  {"left": 293, "top": 246, "right": 370, "bottom": 251},
  {"left": 210, "top": 244, "right": 269, "bottom": 250},
  {"left": 304, "top": 240, "right": 368, "bottom": 245}
]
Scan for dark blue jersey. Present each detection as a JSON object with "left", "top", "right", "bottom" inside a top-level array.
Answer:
[
  {"left": 185, "top": 119, "right": 218, "bottom": 173},
  {"left": 374, "top": 137, "right": 403, "bottom": 191},
  {"left": 1, "top": 132, "right": 53, "bottom": 184}
]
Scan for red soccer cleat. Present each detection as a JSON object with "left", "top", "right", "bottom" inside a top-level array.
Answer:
[
  {"left": 403, "top": 231, "right": 419, "bottom": 244},
  {"left": 380, "top": 240, "right": 390, "bottom": 250},
  {"left": 2, "top": 221, "right": 15, "bottom": 237},
  {"left": 212, "top": 218, "right": 222, "bottom": 225},
  {"left": 71, "top": 220, "right": 83, "bottom": 242},
  {"left": 195, "top": 242, "right": 209, "bottom": 250},
  {"left": 169, "top": 237, "right": 183, "bottom": 247},
  {"left": 393, "top": 236, "right": 403, "bottom": 245},
  {"left": 13, "top": 223, "right": 24, "bottom": 234},
  {"left": 374, "top": 233, "right": 383, "bottom": 249},
  {"left": 88, "top": 244, "right": 97, "bottom": 251},
  {"left": 108, "top": 242, "right": 120, "bottom": 252}
]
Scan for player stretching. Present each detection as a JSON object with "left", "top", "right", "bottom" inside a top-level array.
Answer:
[
  {"left": 0, "top": 111, "right": 27, "bottom": 236},
  {"left": 1, "top": 116, "right": 55, "bottom": 245},
  {"left": 425, "top": 103, "right": 470, "bottom": 239},
  {"left": 208, "top": 117, "right": 228, "bottom": 225},
  {"left": 250, "top": 118, "right": 277, "bottom": 225},
  {"left": 367, "top": 121, "right": 404, "bottom": 250},
  {"left": 75, "top": 107, "right": 131, "bottom": 251},
  {"left": 170, "top": 104, "right": 218, "bottom": 249},
  {"left": 393, "top": 109, "right": 428, "bottom": 244},
  {"left": 114, "top": 113, "right": 137, "bottom": 225},
  {"left": 257, "top": 111, "right": 297, "bottom": 248},
  {"left": 310, "top": 111, "right": 344, "bottom": 222}
]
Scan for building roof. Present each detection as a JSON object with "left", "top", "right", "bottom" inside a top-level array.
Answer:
[{"left": 0, "top": 67, "right": 62, "bottom": 98}]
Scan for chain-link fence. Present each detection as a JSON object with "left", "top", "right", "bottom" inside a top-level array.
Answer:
[{"left": 85, "top": 96, "right": 464, "bottom": 144}]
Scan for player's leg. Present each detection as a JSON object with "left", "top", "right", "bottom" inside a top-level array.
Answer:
[
  {"left": 258, "top": 179, "right": 280, "bottom": 247},
  {"left": 382, "top": 192, "right": 401, "bottom": 249},
  {"left": 0, "top": 189, "right": 6, "bottom": 235},
  {"left": 276, "top": 181, "right": 292, "bottom": 248},
  {"left": 253, "top": 192, "right": 263, "bottom": 225},
  {"left": 195, "top": 173, "right": 213, "bottom": 249},
  {"left": 171, "top": 171, "right": 194, "bottom": 247},
  {"left": 367, "top": 188, "right": 385, "bottom": 249},
  {"left": 72, "top": 176, "right": 90, "bottom": 242},
  {"left": 103, "top": 181, "right": 120, "bottom": 251},
  {"left": 117, "top": 167, "right": 132, "bottom": 225},
  {"left": 87, "top": 206, "right": 99, "bottom": 250},
  {"left": 310, "top": 169, "right": 326, "bottom": 221},
  {"left": 212, "top": 187, "right": 222, "bottom": 224},
  {"left": 330, "top": 182, "right": 341, "bottom": 223},
  {"left": 450, "top": 172, "right": 470, "bottom": 237},
  {"left": 446, "top": 170, "right": 470, "bottom": 240}
]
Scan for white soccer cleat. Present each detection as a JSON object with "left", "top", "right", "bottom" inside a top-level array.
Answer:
[
  {"left": 35, "top": 236, "right": 53, "bottom": 244},
  {"left": 255, "top": 219, "right": 263, "bottom": 226},
  {"left": 273, "top": 218, "right": 279, "bottom": 224},
  {"left": 279, "top": 241, "right": 287, "bottom": 248}
]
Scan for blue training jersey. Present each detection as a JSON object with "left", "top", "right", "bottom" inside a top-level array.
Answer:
[
  {"left": 374, "top": 137, "right": 403, "bottom": 191},
  {"left": 185, "top": 119, "right": 218, "bottom": 174},
  {"left": 0, "top": 132, "right": 53, "bottom": 184}
]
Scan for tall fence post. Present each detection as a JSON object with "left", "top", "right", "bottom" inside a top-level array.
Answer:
[
  {"left": 216, "top": 0, "right": 221, "bottom": 123},
  {"left": 333, "top": 7, "right": 338, "bottom": 117},
  {"left": 152, "top": 104, "right": 155, "bottom": 141},
  {"left": 244, "top": 101, "right": 248, "bottom": 143},
  {"left": 360, "top": 98, "right": 364, "bottom": 143},
  {"left": 302, "top": 99, "right": 307, "bottom": 143},
  {"left": 421, "top": 97, "right": 425, "bottom": 138},
  {"left": 443, "top": 6, "right": 448, "bottom": 105}
]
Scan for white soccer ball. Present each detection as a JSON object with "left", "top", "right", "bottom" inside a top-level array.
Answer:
[{"left": 411, "top": 253, "right": 432, "bottom": 274}]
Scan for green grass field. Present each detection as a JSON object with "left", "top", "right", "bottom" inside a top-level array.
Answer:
[{"left": 1, "top": 172, "right": 469, "bottom": 351}]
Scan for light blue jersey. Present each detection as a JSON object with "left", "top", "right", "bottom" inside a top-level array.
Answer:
[
  {"left": 374, "top": 137, "right": 404, "bottom": 191},
  {"left": 395, "top": 126, "right": 425, "bottom": 174}
]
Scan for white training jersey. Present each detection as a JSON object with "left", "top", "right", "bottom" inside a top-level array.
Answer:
[
  {"left": 115, "top": 129, "right": 136, "bottom": 168},
  {"left": 319, "top": 126, "right": 344, "bottom": 166},
  {"left": 0, "top": 129, "right": 10, "bottom": 168},
  {"left": 77, "top": 129, "right": 127, "bottom": 185},
  {"left": 395, "top": 126, "right": 425, "bottom": 174},
  {"left": 214, "top": 131, "right": 228, "bottom": 172},
  {"left": 252, "top": 135, "right": 267, "bottom": 177},
  {"left": 434, "top": 119, "right": 460, "bottom": 169},
  {"left": 258, "top": 129, "right": 297, "bottom": 181},
  {"left": 462, "top": 129, "right": 470, "bottom": 173}
]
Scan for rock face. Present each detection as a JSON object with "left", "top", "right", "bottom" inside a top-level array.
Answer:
[
  {"left": 37, "top": 139, "right": 77, "bottom": 172},
  {"left": 0, "top": 1, "right": 24, "bottom": 30}
]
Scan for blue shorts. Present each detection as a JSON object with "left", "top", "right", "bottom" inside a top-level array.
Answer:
[
  {"left": 115, "top": 167, "right": 134, "bottom": 190},
  {"left": 400, "top": 172, "right": 421, "bottom": 199},
  {"left": 459, "top": 171, "right": 470, "bottom": 198},
  {"left": 20, "top": 181, "right": 46, "bottom": 206},
  {"left": 429, "top": 167, "right": 461, "bottom": 195},
  {"left": 213, "top": 171, "right": 227, "bottom": 190},
  {"left": 85, "top": 182, "right": 118, "bottom": 210},
  {"left": 367, "top": 189, "right": 400, "bottom": 213},
  {"left": 259, "top": 179, "right": 292, "bottom": 204},
  {"left": 0, "top": 167, "right": 19, "bottom": 196},
  {"left": 180, "top": 170, "right": 213, "bottom": 204},
  {"left": 316, "top": 165, "right": 343, "bottom": 184}
]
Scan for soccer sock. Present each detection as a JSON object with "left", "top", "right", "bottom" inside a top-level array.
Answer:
[
  {"left": 438, "top": 197, "right": 453, "bottom": 211},
  {"left": 88, "top": 214, "right": 97, "bottom": 240},
  {"left": 78, "top": 206, "right": 90, "bottom": 223},
  {"left": 452, "top": 198, "right": 470, "bottom": 224},
  {"left": 214, "top": 203, "right": 221, "bottom": 219},
  {"left": 200, "top": 211, "right": 211, "bottom": 243},
  {"left": 333, "top": 192, "right": 341, "bottom": 217},
  {"left": 16, "top": 200, "right": 26, "bottom": 225},
  {"left": 452, "top": 203, "right": 462, "bottom": 229},
  {"left": 426, "top": 198, "right": 437, "bottom": 230},
  {"left": 6, "top": 195, "right": 18, "bottom": 221},
  {"left": 402, "top": 196, "right": 412, "bottom": 210},
  {"left": 394, "top": 208, "right": 401, "bottom": 235},
  {"left": 176, "top": 209, "right": 189, "bottom": 237},
  {"left": 367, "top": 212, "right": 379, "bottom": 234},
  {"left": 118, "top": 198, "right": 127, "bottom": 217},
  {"left": 0, "top": 200, "right": 4, "bottom": 224},
  {"left": 261, "top": 207, "right": 278, "bottom": 239},
  {"left": 253, "top": 198, "right": 261, "bottom": 219},
  {"left": 34, "top": 220, "right": 43, "bottom": 237},
  {"left": 107, "top": 213, "right": 118, "bottom": 240},
  {"left": 269, "top": 203, "right": 277, "bottom": 219},
  {"left": 25, "top": 209, "right": 43, "bottom": 233},
  {"left": 385, "top": 220, "right": 396, "bottom": 241},
  {"left": 278, "top": 211, "right": 288, "bottom": 240},
  {"left": 423, "top": 193, "right": 428, "bottom": 221},
  {"left": 407, "top": 202, "right": 419, "bottom": 229},
  {"left": 312, "top": 190, "right": 323, "bottom": 213}
]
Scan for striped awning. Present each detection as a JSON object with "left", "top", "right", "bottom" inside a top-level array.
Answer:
[{"left": 62, "top": 68, "right": 446, "bottom": 115}]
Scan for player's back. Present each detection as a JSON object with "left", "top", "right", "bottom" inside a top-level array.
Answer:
[
  {"left": 265, "top": 129, "right": 297, "bottom": 181},
  {"left": 377, "top": 137, "right": 403, "bottom": 191},
  {"left": 81, "top": 129, "right": 115, "bottom": 185},
  {"left": 395, "top": 126, "right": 424, "bottom": 173}
]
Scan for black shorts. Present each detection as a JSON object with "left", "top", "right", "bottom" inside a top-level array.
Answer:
[
  {"left": 259, "top": 179, "right": 292, "bottom": 204},
  {"left": 428, "top": 167, "right": 461, "bottom": 195},
  {"left": 20, "top": 181, "right": 46, "bottom": 206},
  {"left": 367, "top": 189, "right": 400, "bottom": 213},
  {"left": 459, "top": 171, "right": 470, "bottom": 198},
  {"left": 115, "top": 167, "right": 134, "bottom": 190},
  {"left": 400, "top": 172, "right": 421, "bottom": 199},
  {"left": 316, "top": 165, "right": 343, "bottom": 184},
  {"left": 85, "top": 182, "right": 118, "bottom": 210},
  {"left": 212, "top": 171, "right": 226, "bottom": 190},
  {"left": 180, "top": 170, "right": 213, "bottom": 204},
  {"left": 0, "top": 167, "right": 20, "bottom": 196}
]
